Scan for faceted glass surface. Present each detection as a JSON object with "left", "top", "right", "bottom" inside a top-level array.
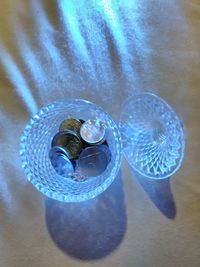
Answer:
[
  {"left": 20, "top": 100, "right": 122, "bottom": 202},
  {"left": 119, "top": 92, "right": 185, "bottom": 179}
]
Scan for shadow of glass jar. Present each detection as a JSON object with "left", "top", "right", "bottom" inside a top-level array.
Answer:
[{"left": 45, "top": 171, "right": 127, "bottom": 260}]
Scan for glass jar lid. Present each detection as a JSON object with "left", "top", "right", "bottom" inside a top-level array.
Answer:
[{"left": 119, "top": 92, "right": 185, "bottom": 179}]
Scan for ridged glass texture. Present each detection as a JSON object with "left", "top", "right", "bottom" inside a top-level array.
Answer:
[
  {"left": 20, "top": 100, "right": 122, "bottom": 202},
  {"left": 119, "top": 92, "right": 185, "bottom": 179}
]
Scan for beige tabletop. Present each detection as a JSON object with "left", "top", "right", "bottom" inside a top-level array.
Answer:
[{"left": 0, "top": 1, "right": 200, "bottom": 267}]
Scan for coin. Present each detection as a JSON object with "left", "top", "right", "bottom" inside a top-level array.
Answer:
[
  {"left": 49, "top": 146, "right": 74, "bottom": 177},
  {"left": 49, "top": 145, "right": 70, "bottom": 157},
  {"left": 80, "top": 119, "right": 106, "bottom": 145},
  {"left": 59, "top": 118, "right": 82, "bottom": 137},
  {"left": 51, "top": 130, "right": 82, "bottom": 159},
  {"left": 76, "top": 145, "right": 111, "bottom": 178}
]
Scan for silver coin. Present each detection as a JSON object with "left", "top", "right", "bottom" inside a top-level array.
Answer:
[
  {"left": 59, "top": 118, "right": 82, "bottom": 137},
  {"left": 76, "top": 145, "right": 111, "bottom": 178},
  {"left": 49, "top": 146, "right": 74, "bottom": 177},
  {"left": 51, "top": 130, "right": 82, "bottom": 159},
  {"left": 80, "top": 119, "right": 106, "bottom": 145}
]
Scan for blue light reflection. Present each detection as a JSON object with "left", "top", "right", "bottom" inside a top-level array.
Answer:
[{"left": 0, "top": 44, "right": 38, "bottom": 115}]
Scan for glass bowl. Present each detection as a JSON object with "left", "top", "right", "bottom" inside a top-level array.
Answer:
[{"left": 20, "top": 100, "right": 122, "bottom": 202}]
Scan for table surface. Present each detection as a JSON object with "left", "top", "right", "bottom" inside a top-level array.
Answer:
[{"left": 0, "top": 1, "right": 200, "bottom": 267}]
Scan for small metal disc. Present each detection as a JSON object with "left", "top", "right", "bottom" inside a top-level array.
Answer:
[
  {"left": 51, "top": 130, "right": 82, "bottom": 159},
  {"left": 76, "top": 145, "right": 111, "bottom": 178},
  {"left": 59, "top": 118, "right": 82, "bottom": 137},
  {"left": 80, "top": 119, "right": 106, "bottom": 145},
  {"left": 49, "top": 146, "right": 74, "bottom": 177}
]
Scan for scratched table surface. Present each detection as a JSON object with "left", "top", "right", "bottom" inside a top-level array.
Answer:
[{"left": 0, "top": 1, "right": 200, "bottom": 267}]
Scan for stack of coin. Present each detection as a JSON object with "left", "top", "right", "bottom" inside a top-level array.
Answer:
[
  {"left": 49, "top": 146, "right": 74, "bottom": 177},
  {"left": 49, "top": 117, "right": 111, "bottom": 180},
  {"left": 51, "top": 130, "right": 82, "bottom": 160}
]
